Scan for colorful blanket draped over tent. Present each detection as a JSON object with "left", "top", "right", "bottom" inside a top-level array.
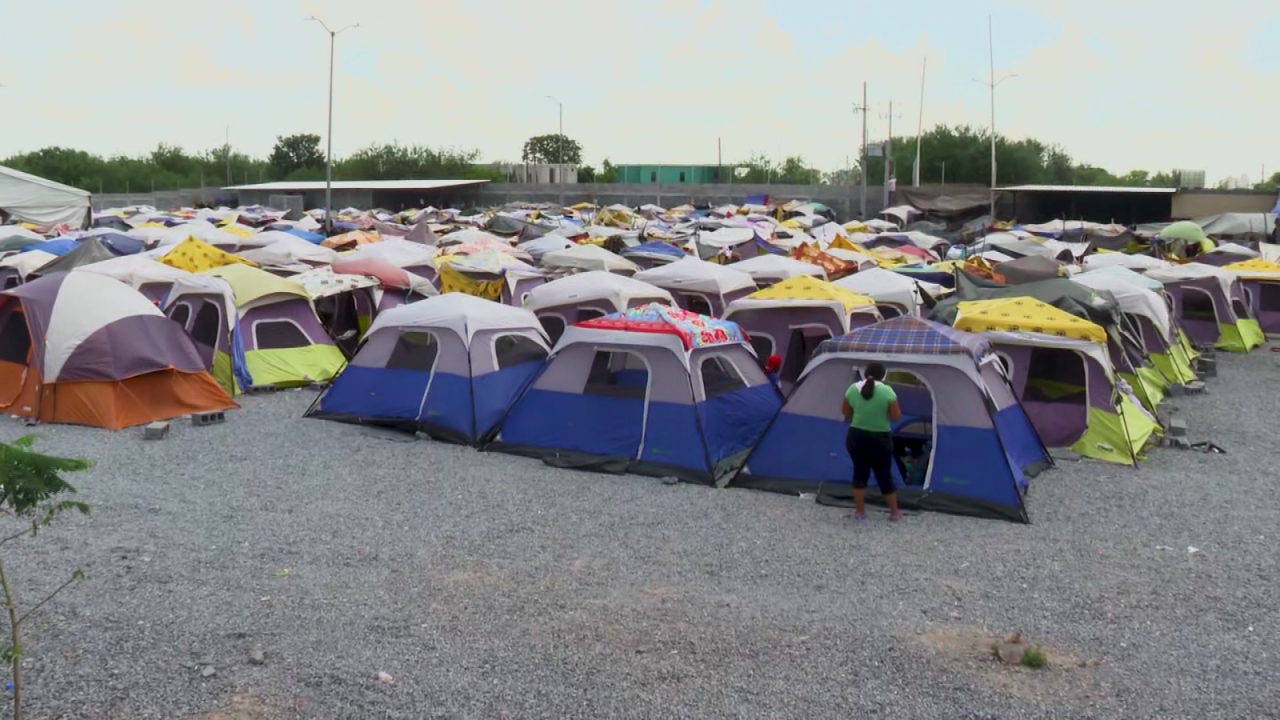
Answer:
[
  {"left": 791, "top": 244, "right": 856, "bottom": 279},
  {"left": 577, "top": 303, "right": 746, "bottom": 350}
]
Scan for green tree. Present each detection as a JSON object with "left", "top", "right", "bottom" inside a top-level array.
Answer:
[
  {"left": 577, "top": 165, "right": 597, "bottom": 182},
  {"left": 268, "top": 134, "right": 325, "bottom": 178},
  {"left": 597, "top": 158, "right": 619, "bottom": 183},
  {"left": 0, "top": 436, "right": 92, "bottom": 720},
  {"left": 1254, "top": 172, "right": 1280, "bottom": 191},
  {"left": 522, "top": 134, "right": 582, "bottom": 165}
]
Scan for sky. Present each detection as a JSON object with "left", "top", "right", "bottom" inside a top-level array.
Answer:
[{"left": 2, "top": 0, "right": 1277, "bottom": 184}]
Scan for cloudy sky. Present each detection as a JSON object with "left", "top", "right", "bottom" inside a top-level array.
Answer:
[{"left": 3, "top": 0, "right": 1277, "bottom": 184}]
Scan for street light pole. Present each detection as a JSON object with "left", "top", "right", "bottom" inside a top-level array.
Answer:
[
  {"left": 309, "top": 16, "right": 359, "bottom": 235},
  {"left": 545, "top": 96, "right": 563, "bottom": 184}
]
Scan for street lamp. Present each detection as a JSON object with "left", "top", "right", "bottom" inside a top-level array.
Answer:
[
  {"left": 544, "top": 95, "right": 563, "bottom": 184},
  {"left": 308, "top": 16, "right": 359, "bottom": 234}
]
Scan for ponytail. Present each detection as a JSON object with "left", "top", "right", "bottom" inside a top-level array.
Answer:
[{"left": 860, "top": 362, "right": 886, "bottom": 400}]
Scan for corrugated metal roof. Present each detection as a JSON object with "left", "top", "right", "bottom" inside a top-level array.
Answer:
[
  {"left": 222, "top": 179, "right": 490, "bottom": 191},
  {"left": 997, "top": 185, "right": 1177, "bottom": 194}
]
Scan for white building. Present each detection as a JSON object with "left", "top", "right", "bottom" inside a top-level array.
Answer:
[{"left": 492, "top": 163, "right": 579, "bottom": 184}]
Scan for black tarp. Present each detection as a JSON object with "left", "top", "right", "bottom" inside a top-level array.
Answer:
[{"left": 32, "top": 237, "right": 116, "bottom": 276}]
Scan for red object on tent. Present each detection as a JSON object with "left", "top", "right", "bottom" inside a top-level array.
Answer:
[{"left": 331, "top": 257, "right": 415, "bottom": 289}]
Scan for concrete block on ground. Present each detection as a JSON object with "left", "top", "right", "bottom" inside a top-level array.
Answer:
[
  {"left": 1168, "top": 416, "right": 1188, "bottom": 438},
  {"left": 1198, "top": 357, "right": 1217, "bottom": 378},
  {"left": 143, "top": 421, "right": 170, "bottom": 440},
  {"left": 1183, "top": 380, "right": 1206, "bottom": 394},
  {"left": 191, "top": 411, "right": 226, "bottom": 427},
  {"left": 1163, "top": 436, "right": 1192, "bottom": 449}
]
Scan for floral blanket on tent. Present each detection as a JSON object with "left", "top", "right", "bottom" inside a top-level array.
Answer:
[
  {"left": 791, "top": 243, "right": 856, "bottom": 279},
  {"left": 577, "top": 303, "right": 746, "bottom": 350}
]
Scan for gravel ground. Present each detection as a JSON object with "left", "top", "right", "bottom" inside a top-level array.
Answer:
[{"left": 0, "top": 350, "right": 1277, "bottom": 720}]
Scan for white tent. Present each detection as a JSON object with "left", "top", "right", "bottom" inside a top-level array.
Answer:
[
  {"left": 633, "top": 256, "right": 756, "bottom": 296},
  {"left": 833, "top": 267, "right": 945, "bottom": 317},
  {"left": 523, "top": 271, "right": 673, "bottom": 314},
  {"left": 729, "top": 255, "right": 827, "bottom": 285},
  {"left": 540, "top": 244, "right": 639, "bottom": 275},
  {"left": 0, "top": 165, "right": 91, "bottom": 228}
]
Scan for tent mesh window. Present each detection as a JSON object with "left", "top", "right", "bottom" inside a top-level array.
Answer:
[
  {"left": 1182, "top": 289, "right": 1216, "bottom": 322},
  {"left": 0, "top": 309, "right": 30, "bottom": 364},
  {"left": 876, "top": 303, "right": 903, "bottom": 319},
  {"left": 684, "top": 294, "right": 713, "bottom": 316},
  {"left": 1, "top": 276, "right": 19, "bottom": 290},
  {"left": 191, "top": 302, "right": 221, "bottom": 347},
  {"left": 387, "top": 331, "right": 439, "bottom": 371},
  {"left": 539, "top": 316, "right": 567, "bottom": 345},
  {"left": 583, "top": 351, "right": 648, "bottom": 399},
  {"left": 1231, "top": 298, "right": 1251, "bottom": 320},
  {"left": 748, "top": 335, "right": 775, "bottom": 368},
  {"left": 1261, "top": 283, "right": 1280, "bottom": 313},
  {"left": 781, "top": 328, "right": 830, "bottom": 383},
  {"left": 700, "top": 355, "right": 747, "bottom": 397},
  {"left": 577, "top": 308, "right": 606, "bottom": 322},
  {"left": 254, "top": 320, "right": 312, "bottom": 351},
  {"left": 168, "top": 302, "right": 192, "bottom": 329},
  {"left": 1024, "top": 347, "right": 1086, "bottom": 403},
  {"left": 494, "top": 334, "right": 547, "bottom": 369}
]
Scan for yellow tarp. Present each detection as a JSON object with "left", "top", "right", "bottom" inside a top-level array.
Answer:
[
  {"left": 1224, "top": 258, "right": 1280, "bottom": 278},
  {"left": 161, "top": 237, "right": 256, "bottom": 273},
  {"left": 747, "top": 275, "right": 875, "bottom": 313},
  {"left": 322, "top": 230, "right": 380, "bottom": 249},
  {"left": 202, "top": 264, "right": 310, "bottom": 308},
  {"left": 955, "top": 297, "right": 1108, "bottom": 343},
  {"left": 437, "top": 263, "right": 503, "bottom": 301},
  {"left": 220, "top": 223, "right": 254, "bottom": 238}
]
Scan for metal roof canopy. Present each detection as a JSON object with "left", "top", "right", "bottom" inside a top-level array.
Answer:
[
  {"left": 222, "top": 179, "right": 490, "bottom": 191},
  {"left": 996, "top": 185, "right": 1177, "bottom": 194}
]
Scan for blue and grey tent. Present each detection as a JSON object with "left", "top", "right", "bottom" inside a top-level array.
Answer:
[
  {"left": 309, "top": 293, "right": 550, "bottom": 446},
  {"left": 491, "top": 304, "right": 783, "bottom": 485},
  {"left": 733, "top": 316, "right": 1050, "bottom": 522}
]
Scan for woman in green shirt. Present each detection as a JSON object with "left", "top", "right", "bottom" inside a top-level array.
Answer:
[{"left": 841, "top": 362, "right": 903, "bottom": 521}]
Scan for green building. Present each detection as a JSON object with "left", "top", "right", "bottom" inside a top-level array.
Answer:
[{"left": 614, "top": 165, "right": 732, "bottom": 184}]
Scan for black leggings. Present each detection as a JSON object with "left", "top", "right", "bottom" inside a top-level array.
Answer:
[{"left": 846, "top": 428, "right": 896, "bottom": 496}]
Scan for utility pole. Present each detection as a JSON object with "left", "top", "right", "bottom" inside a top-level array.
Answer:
[
  {"left": 914, "top": 56, "right": 927, "bottom": 187},
  {"left": 225, "top": 125, "right": 231, "bottom": 186},
  {"left": 853, "top": 82, "right": 869, "bottom": 218},
  {"left": 882, "top": 101, "right": 900, "bottom": 209},
  {"left": 309, "top": 16, "right": 360, "bottom": 234},
  {"left": 976, "top": 15, "right": 1016, "bottom": 217}
]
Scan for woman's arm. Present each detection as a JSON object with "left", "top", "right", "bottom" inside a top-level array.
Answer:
[
  {"left": 841, "top": 396, "right": 852, "bottom": 422},
  {"left": 887, "top": 399, "right": 902, "bottom": 423}
]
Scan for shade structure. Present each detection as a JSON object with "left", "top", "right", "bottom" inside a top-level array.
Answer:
[
  {"left": 983, "top": 331, "right": 1160, "bottom": 466},
  {"left": 0, "top": 165, "right": 90, "bottom": 228},
  {"left": 0, "top": 272, "right": 235, "bottom": 428},
  {"left": 492, "top": 305, "right": 783, "bottom": 485},
  {"left": 523, "top": 271, "right": 675, "bottom": 344},
  {"left": 734, "top": 317, "right": 1049, "bottom": 523},
  {"left": 311, "top": 293, "right": 550, "bottom": 445},
  {"left": 724, "top": 276, "right": 882, "bottom": 394},
  {"left": 632, "top": 256, "right": 756, "bottom": 316}
]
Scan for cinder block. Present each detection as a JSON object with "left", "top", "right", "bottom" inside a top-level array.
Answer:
[
  {"left": 1183, "top": 380, "right": 1207, "bottom": 394},
  {"left": 143, "top": 421, "right": 170, "bottom": 440},
  {"left": 1163, "top": 436, "right": 1192, "bottom": 450},
  {"left": 1168, "top": 415, "right": 1188, "bottom": 438},
  {"left": 1198, "top": 357, "right": 1217, "bottom": 378},
  {"left": 191, "top": 411, "right": 225, "bottom": 427}
]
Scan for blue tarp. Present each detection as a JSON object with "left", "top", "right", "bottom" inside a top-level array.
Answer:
[
  {"left": 284, "top": 228, "right": 325, "bottom": 244},
  {"left": 620, "top": 242, "right": 685, "bottom": 260},
  {"left": 21, "top": 238, "right": 78, "bottom": 256},
  {"left": 96, "top": 232, "right": 145, "bottom": 255}
]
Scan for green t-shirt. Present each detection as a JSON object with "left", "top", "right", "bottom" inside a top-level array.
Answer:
[{"left": 844, "top": 381, "right": 898, "bottom": 432}]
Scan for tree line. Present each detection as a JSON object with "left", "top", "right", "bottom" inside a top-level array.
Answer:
[
  {"left": 1, "top": 134, "right": 503, "bottom": 194},
  {"left": 6, "top": 126, "right": 1273, "bottom": 192}
]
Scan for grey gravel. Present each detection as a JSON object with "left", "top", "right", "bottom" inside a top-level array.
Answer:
[{"left": 0, "top": 351, "right": 1277, "bottom": 719}]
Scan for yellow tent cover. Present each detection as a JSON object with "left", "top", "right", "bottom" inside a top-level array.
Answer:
[
  {"left": 202, "top": 264, "right": 309, "bottom": 308},
  {"left": 161, "top": 237, "right": 257, "bottom": 273},
  {"left": 956, "top": 297, "right": 1107, "bottom": 343},
  {"left": 220, "top": 223, "right": 255, "bottom": 238},
  {"left": 1224, "top": 258, "right": 1280, "bottom": 279},
  {"left": 747, "top": 275, "right": 875, "bottom": 313},
  {"left": 568, "top": 202, "right": 598, "bottom": 211}
]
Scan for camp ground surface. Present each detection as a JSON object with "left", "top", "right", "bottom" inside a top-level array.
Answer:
[{"left": 0, "top": 349, "right": 1275, "bottom": 719}]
